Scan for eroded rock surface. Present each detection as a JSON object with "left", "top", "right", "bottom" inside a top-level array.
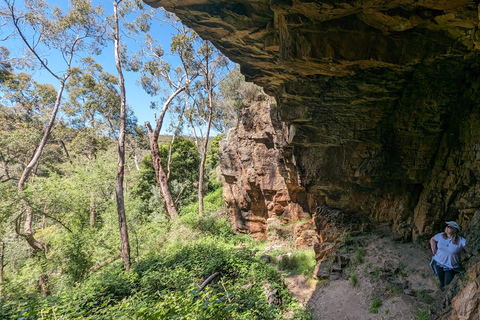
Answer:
[
  {"left": 220, "top": 95, "right": 312, "bottom": 239},
  {"left": 146, "top": 0, "right": 480, "bottom": 243}
]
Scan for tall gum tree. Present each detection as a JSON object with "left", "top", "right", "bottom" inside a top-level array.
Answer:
[
  {"left": 139, "top": 12, "right": 198, "bottom": 219},
  {"left": 112, "top": 0, "right": 131, "bottom": 271},
  {"left": 2, "top": 0, "right": 105, "bottom": 253},
  {"left": 185, "top": 41, "right": 228, "bottom": 214}
]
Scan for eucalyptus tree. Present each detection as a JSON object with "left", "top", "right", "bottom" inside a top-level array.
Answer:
[
  {"left": 109, "top": 0, "right": 132, "bottom": 271},
  {"left": 66, "top": 58, "right": 121, "bottom": 134},
  {"left": 1, "top": 0, "right": 106, "bottom": 253},
  {"left": 137, "top": 11, "right": 198, "bottom": 219},
  {"left": 135, "top": 12, "right": 229, "bottom": 215},
  {"left": 185, "top": 40, "right": 229, "bottom": 214}
]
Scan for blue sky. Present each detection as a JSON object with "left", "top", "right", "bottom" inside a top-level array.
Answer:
[{"left": 2, "top": 0, "right": 192, "bottom": 135}]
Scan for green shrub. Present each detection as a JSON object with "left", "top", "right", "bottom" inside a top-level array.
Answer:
[
  {"left": 369, "top": 298, "right": 382, "bottom": 314},
  {"left": 386, "top": 283, "right": 402, "bottom": 295},
  {"left": 416, "top": 290, "right": 435, "bottom": 304},
  {"left": 354, "top": 248, "right": 364, "bottom": 264},
  {"left": 0, "top": 237, "right": 312, "bottom": 320},
  {"left": 350, "top": 271, "right": 358, "bottom": 287}
]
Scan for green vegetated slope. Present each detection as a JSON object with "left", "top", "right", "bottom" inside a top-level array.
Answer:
[
  {"left": 2, "top": 213, "right": 309, "bottom": 319},
  {"left": 1, "top": 189, "right": 311, "bottom": 320}
]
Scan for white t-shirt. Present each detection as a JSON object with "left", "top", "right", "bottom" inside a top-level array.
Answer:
[{"left": 433, "top": 232, "right": 466, "bottom": 269}]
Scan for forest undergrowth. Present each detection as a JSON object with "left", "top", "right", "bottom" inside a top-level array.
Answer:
[{"left": 0, "top": 190, "right": 312, "bottom": 320}]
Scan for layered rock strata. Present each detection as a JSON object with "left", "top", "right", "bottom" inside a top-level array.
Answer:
[{"left": 145, "top": 0, "right": 480, "bottom": 244}]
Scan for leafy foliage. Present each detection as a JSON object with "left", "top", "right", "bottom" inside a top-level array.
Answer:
[{"left": 0, "top": 213, "right": 311, "bottom": 320}]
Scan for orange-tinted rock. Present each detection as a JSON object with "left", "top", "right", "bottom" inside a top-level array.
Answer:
[
  {"left": 220, "top": 97, "right": 311, "bottom": 239},
  {"left": 448, "top": 263, "right": 480, "bottom": 320}
]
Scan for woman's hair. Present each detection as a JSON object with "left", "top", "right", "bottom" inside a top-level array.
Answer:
[{"left": 442, "top": 227, "right": 460, "bottom": 245}]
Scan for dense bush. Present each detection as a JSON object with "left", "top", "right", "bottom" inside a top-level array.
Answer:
[
  {"left": 1, "top": 235, "right": 311, "bottom": 319},
  {"left": 0, "top": 132, "right": 312, "bottom": 320}
]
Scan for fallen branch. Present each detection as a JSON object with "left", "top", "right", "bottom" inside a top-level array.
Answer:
[{"left": 195, "top": 272, "right": 219, "bottom": 293}]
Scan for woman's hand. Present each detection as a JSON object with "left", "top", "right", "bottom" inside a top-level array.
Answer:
[{"left": 430, "top": 236, "right": 437, "bottom": 255}]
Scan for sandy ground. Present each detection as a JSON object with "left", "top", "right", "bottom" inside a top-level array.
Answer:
[{"left": 284, "top": 234, "right": 439, "bottom": 320}]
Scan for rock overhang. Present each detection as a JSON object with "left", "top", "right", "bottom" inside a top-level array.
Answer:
[{"left": 144, "top": 0, "right": 480, "bottom": 242}]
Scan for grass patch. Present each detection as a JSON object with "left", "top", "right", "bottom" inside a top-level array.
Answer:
[
  {"left": 369, "top": 298, "right": 382, "bottom": 314},
  {"left": 416, "top": 308, "right": 430, "bottom": 320},
  {"left": 354, "top": 248, "right": 364, "bottom": 264},
  {"left": 397, "top": 262, "right": 408, "bottom": 276},
  {"left": 416, "top": 290, "right": 435, "bottom": 304},
  {"left": 349, "top": 271, "right": 358, "bottom": 287},
  {"left": 277, "top": 249, "right": 317, "bottom": 277},
  {"left": 386, "top": 283, "right": 402, "bottom": 295}
]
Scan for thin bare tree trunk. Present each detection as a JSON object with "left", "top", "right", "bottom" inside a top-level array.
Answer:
[
  {"left": 113, "top": 0, "right": 131, "bottom": 271},
  {"left": 42, "top": 201, "right": 47, "bottom": 231},
  {"left": 39, "top": 274, "right": 50, "bottom": 296},
  {"left": 15, "top": 84, "right": 66, "bottom": 252},
  {"left": 1, "top": 162, "right": 11, "bottom": 183},
  {"left": 0, "top": 242, "right": 4, "bottom": 298},
  {"left": 18, "top": 83, "right": 65, "bottom": 190},
  {"left": 198, "top": 104, "right": 212, "bottom": 215},
  {"left": 134, "top": 153, "right": 140, "bottom": 171},
  {"left": 21, "top": 200, "right": 46, "bottom": 252},
  {"left": 59, "top": 140, "right": 72, "bottom": 164},
  {"left": 198, "top": 45, "right": 214, "bottom": 215}
]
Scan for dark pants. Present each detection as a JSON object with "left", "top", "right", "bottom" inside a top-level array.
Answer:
[{"left": 432, "top": 261, "right": 458, "bottom": 288}]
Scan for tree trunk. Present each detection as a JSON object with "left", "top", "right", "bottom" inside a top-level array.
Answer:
[
  {"left": 0, "top": 242, "right": 4, "bottom": 298},
  {"left": 15, "top": 83, "right": 66, "bottom": 252},
  {"left": 59, "top": 140, "right": 72, "bottom": 164},
  {"left": 38, "top": 274, "right": 50, "bottom": 296},
  {"left": 143, "top": 85, "right": 187, "bottom": 220},
  {"left": 198, "top": 48, "right": 214, "bottom": 214},
  {"left": 42, "top": 201, "right": 47, "bottom": 231},
  {"left": 113, "top": 0, "right": 131, "bottom": 271},
  {"left": 145, "top": 122, "right": 178, "bottom": 219},
  {"left": 21, "top": 200, "right": 46, "bottom": 252},
  {"left": 134, "top": 153, "right": 140, "bottom": 171},
  {"left": 198, "top": 106, "right": 212, "bottom": 215},
  {"left": 1, "top": 162, "right": 11, "bottom": 183},
  {"left": 18, "top": 83, "right": 65, "bottom": 190}
]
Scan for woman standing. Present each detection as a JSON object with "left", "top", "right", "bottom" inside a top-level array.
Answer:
[{"left": 430, "top": 221, "right": 466, "bottom": 288}]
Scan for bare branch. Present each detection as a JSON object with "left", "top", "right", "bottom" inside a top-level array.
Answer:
[{"left": 5, "top": 0, "right": 62, "bottom": 81}]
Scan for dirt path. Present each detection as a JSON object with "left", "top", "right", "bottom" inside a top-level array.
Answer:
[{"left": 284, "top": 234, "right": 439, "bottom": 320}]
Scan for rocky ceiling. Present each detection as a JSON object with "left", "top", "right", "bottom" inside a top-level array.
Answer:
[{"left": 144, "top": 0, "right": 480, "bottom": 242}]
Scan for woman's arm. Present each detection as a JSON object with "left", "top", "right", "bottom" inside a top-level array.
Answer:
[{"left": 430, "top": 236, "right": 438, "bottom": 255}]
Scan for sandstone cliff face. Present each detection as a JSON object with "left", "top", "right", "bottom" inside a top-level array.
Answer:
[
  {"left": 145, "top": 0, "right": 480, "bottom": 243},
  {"left": 145, "top": 1, "right": 480, "bottom": 318},
  {"left": 219, "top": 95, "right": 312, "bottom": 240}
]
